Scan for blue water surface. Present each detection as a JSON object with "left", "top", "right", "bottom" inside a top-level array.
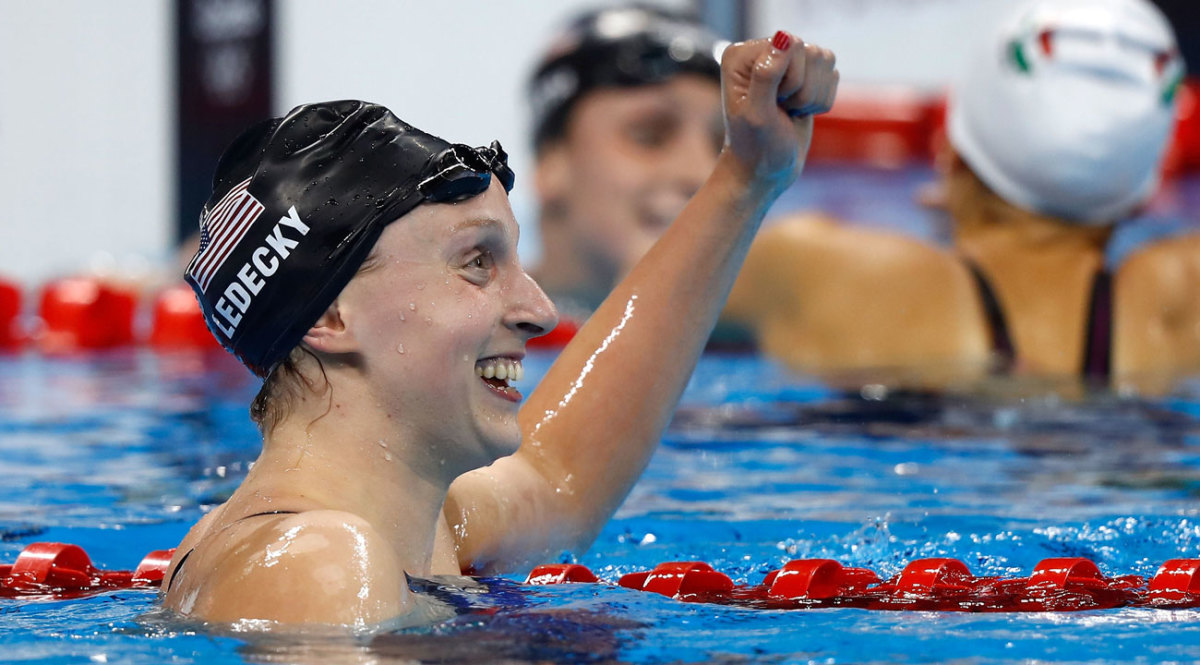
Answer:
[{"left": 1, "top": 345, "right": 1199, "bottom": 664}]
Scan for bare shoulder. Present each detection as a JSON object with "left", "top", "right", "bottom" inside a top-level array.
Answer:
[
  {"left": 1117, "top": 232, "right": 1200, "bottom": 328},
  {"left": 1113, "top": 233, "right": 1200, "bottom": 385},
  {"left": 163, "top": 510, "right": 409, "bottom": 628},
  {"left": 730, "top": 212, "right": 984, "bottom": 374},
  {"left": 734, "top": 212, "right": 959, "bottom": 315},
  {"left": 165, "top": 503, "right": 227, "bottom": 577},
  {"left": 1120, "top": 232, "right": 1200, "bottom": 296}
]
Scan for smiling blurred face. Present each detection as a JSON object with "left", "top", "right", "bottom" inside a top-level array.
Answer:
[
  {"left": 335, "top": 179, "right": 557, "bottom": 472},
  {"left": 537, "top": 74, "right": 723, "bottom": 298}
]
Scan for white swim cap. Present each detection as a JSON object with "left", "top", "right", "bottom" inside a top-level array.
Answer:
[{"left": 947, "top": 0, "right": 1184, "bottom": 224}]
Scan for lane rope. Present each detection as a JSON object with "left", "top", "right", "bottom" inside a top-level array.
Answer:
[
  {"left": 3, "top": 541, "right": 1197, "bottom": 611},
  {"left": 530, "top": 557, "right": 1200, "bottom": 611}
]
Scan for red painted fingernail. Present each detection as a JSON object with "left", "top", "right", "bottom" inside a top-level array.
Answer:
[{"left": 772, "top": 31, "right": 791, "bottom": 51}]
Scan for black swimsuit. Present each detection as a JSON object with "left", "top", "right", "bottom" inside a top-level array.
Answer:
[
  {"left": 166, "top": 510, "right": 298, "bottom": 592},
  {"left": 964, "top": 259, "right": 1114, "bottom": 381}
]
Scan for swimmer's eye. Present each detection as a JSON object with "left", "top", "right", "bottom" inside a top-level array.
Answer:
[
  {"left": 626, "top": 110, "right": 724, "bottom": 156},
  {"left": 462, "top": 250, "right": 495, "bottom": 282},
  {"left": 626, "top": 113, "right": 678, "bottom": 149}
]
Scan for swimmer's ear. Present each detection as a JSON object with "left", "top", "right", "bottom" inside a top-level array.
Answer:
[
  {"left": 301, "top": 301, "right": 353, "bottom": 353},
  {"left": 534, "top": 143, "right": 571, "bottom": 218}
]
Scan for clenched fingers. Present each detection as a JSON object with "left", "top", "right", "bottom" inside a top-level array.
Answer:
[{"left": 776, "top": 36, "right": 838, "bottom": 118}]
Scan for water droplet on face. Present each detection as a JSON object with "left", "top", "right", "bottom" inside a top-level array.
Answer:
[
  {"left": 396, "top": 344, "right": 405, "bottom": 354},
  {"left": 399, "top": 312, "right": 406, "bottom": 321},
  {"left": 408, "top": 303, "right": 417, "bottom": 311},
  {"left": 424, "top": 317, "right": 433, "bottom": 325}
]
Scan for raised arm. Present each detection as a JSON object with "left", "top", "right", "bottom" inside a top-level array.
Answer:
[{"left": 445, "top": 32, "right": 838, "bottom": 572}]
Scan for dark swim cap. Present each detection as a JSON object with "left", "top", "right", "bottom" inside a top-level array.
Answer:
[
  {"left": 528, "top": 4, "right": 727, "bottom": 151},
  {"left": 184, "top": 100, "right": 515, "bottom": 377}
]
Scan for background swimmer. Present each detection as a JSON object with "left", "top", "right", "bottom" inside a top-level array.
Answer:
[
  {"left": 723, "top": 0, "right": 1196, "bottom": 394},
  {"left": 162, "top": 32, "right": 839, "bottom": 627},
  {"left": 527, "top": 5, "right": 725, "bottom": 324}
]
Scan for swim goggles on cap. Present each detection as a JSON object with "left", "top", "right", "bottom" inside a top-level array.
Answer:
[{"left": 418, "top": 140, "right": 515, "bottom": 202}]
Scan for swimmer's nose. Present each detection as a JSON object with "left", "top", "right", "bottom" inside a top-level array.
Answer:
[{"left": 506, "top": 270, "right": 559, "bottom": 339}]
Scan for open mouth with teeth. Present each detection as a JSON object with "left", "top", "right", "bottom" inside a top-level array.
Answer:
[{"left": 475, "top": 357, "right": 524, "bottom": 402}]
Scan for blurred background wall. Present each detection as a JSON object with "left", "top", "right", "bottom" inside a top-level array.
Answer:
[
  {"left": 0, "top": 0, "right": 1193, "bottom": 285},
  {"left": 0, "top": 2, "right": 171, "bottom": 285}
]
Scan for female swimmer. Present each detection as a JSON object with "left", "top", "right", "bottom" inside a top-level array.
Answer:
[
  {"left": 724, "top": 0, "right": 1197, "bottom": 393},
  {"left": 161, "top": 31, "right": 839, "bottom": 627},
  {"left": 527, "top": 5, "right": 725, "bottom": 324}
]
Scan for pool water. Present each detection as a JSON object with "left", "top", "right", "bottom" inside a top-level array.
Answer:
[{"left": 2, "top": 346, "right": 1200, "bottom": 664}]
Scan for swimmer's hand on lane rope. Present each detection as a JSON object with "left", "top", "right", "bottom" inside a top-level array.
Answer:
[{"left": 720, "top": 30, "right": 838, "bottom": 195}]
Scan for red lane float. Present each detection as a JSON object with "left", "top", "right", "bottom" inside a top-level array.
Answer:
[
  {"left": 147, "top": 282, "right": 220, "bottom": 350},
  {"left": 0, "top": 278, "right": 22, "bottom": 350},
  {"left": 527, "top": 556, "right": 1200, "bottom": 612},
  {"left": 0, "top": 542, "right": 174, "bottom": 599},
  {"left": 1148, "top": 558, "right": 1200, "bottom": 603},
  {"left": 38, "top": 278, "right": 138, "bottom": 352},
  {"left": 1163, "top": 79, "right": 1200, "bottom": 175},
  {"left": 526, "top": 316, "right": 579, "bottom": 349},
  {"left": 808, "top": 86, "right": 945, "bottom": 167},
  {"left": 762, "top": 558, "right": 879, "bottom": 600},
  {"left": 3, "top": 277, "right": 222, "bottom": 354},
  {"left": 618, "top": 561, "right": 734, "bottom": 600},
  {"left": 525, "top": 563, "right": 598, "bottom": 585}
]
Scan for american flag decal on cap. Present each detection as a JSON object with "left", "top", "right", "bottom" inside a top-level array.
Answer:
[{"left": 187, "top": 178, "right": 264, "bottom": 293}]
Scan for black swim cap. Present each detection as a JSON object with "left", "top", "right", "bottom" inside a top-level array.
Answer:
[
  {"left": 184, "top": 100, "right": 515, "bottom": 377},
  {"left": 528, "top": 5, "right": 727, "bottom": 151}
]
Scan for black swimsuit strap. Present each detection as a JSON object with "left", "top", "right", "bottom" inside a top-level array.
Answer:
[
  {"left": 1080, "top": 268, "right": 1114, "bottom": 383},
  {"left": 963, "top": 258, "right": 1017, "bottom": 374},
  {"left": 236, "top": 510, "right": 301, "bottom": 521},
  {"left": 166, "top": 510, "right": 300, "bottom": 592},
  {"left": 165, "top": 549, "right": 192, "bottom": 593}
]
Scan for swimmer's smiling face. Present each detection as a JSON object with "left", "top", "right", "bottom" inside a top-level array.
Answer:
[
  {"left": 537, "top": 74, "right": 723, "bottom": 291},
  {"left": 333, "top": 179, "right": 557, "bottom": 474}
]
